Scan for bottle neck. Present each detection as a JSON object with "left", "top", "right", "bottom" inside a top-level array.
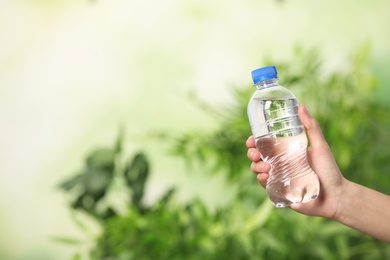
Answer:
[{"left": 254, "top": 78, "right": 279, "bottom": 90}]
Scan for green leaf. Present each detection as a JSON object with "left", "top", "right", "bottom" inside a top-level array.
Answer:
[
  {"left": 50, "top": 236, "right": 83, "bottom": 245},
  {"left": 244, "top": 198, "right": 273, "bottom": 233}
]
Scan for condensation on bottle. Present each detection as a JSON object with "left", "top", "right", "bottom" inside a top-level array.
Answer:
[{"left": 247, "top": 66, "right": 320, "bottom": 208}]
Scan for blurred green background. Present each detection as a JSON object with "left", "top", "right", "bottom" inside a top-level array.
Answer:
[{"left": 1, "top": 0, "right": 390, "bottom": 259}]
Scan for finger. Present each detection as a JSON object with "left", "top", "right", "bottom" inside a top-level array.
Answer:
[
  {"left": 298, "top": 104, "right": 326, "bottom": 149},
  {"left": 246, "top": 135, "right": 256, "bottom": 148},
  {"left": 257, "top": 173, "right": 268, "bottom": 188},
  {"left": 250, "top": 161, "right": 271, "bottom": 174},
  {"left": 247, "top": 148, "right": 261, "bottom": 162}
]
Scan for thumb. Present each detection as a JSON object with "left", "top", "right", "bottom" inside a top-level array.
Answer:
[{"left": 298, "top": 104, "right": 326, "bottom": 149}]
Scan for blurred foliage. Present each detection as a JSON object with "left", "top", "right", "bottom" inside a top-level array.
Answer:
[{"left": 58, "top": 46, "right": 390, "bottom": 259}]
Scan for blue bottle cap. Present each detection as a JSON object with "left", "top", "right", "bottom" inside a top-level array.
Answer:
[{"left": 251, "top": 66, "right": 278, "bottom": 84}]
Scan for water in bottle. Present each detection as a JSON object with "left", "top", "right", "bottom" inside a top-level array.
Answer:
[{"left": 247, "top": 66, "right": 320, "bottom": 208}]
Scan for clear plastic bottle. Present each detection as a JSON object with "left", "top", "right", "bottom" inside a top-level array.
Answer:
[{"left": 247, "top": 66, "right": 320, "bottom": 208}]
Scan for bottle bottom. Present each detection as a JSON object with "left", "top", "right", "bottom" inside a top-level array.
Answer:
[{"left": 266, "top": 171, "right": 320, "bottom": 208}]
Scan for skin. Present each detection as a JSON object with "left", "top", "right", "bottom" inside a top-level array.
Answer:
[{"left": 246, "top": 104, "right": 390, "bottom": 243}]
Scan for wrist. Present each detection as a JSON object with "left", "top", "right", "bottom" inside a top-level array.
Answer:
[{"left": 328, "top": 178, "right": 354, "bottom": 222}]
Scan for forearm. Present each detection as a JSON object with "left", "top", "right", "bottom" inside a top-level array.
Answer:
[{"left": 334, "top": 180, "right": 390, "bottom": 243}]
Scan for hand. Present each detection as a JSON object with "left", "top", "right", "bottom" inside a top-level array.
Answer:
[{"left": 246, "top": 104, "right": 346, "bottom": 219}]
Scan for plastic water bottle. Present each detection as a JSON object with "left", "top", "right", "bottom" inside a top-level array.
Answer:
[{"left": 247, "top": 66, "right": 320, "bottom": 208}]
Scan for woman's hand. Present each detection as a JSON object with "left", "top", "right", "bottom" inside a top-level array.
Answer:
[{"left": 246, "top": 104, "right": 346, "bottom": 219}]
